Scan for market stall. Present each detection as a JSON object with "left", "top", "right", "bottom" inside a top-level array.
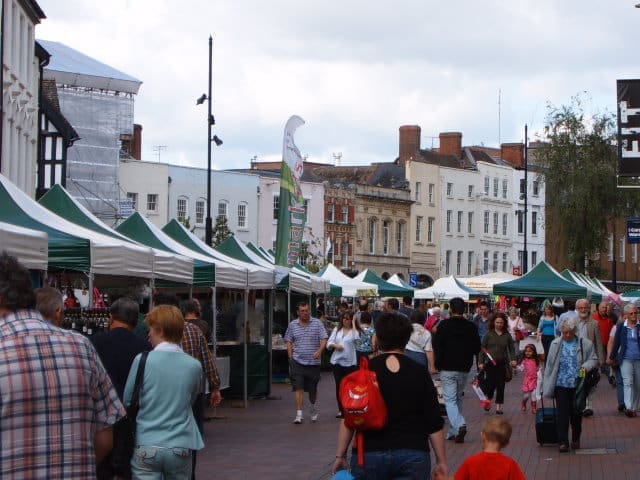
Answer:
[
  {"left": 316, "top": 263, "right": 378, "bottom": 298},
  {"left": 492, "top": 261, "right": 588, "bottom": 299},
  {"left": 387, "top": 273, "right": 415, "bottom": 291},
  {"left": 458, "top": 271, "right": 517, "bottom": 294},
  {"left": 414, "top": 275, "right": 483, "bottom": 301},
  {"left": 0, "top": 221, "right": 48, "bottom": 270},
  {"left": 354, "top": 269, "right": 414, "bottom": 297}
]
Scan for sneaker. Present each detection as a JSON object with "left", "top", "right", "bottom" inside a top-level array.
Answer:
[
  {"left": 625, "top": 408, "right": 637, "bottom": 418},
  {"left": 582, "top": 408, "right": 594, "bottom": 417},
  {"left": 310, "top": 404, "right": 319, "bottom": 422},
  {"left": 455, "top": 425, "right": 467, "bottom": 444},
  {"left": 294, "top": 413, "right": 303, "bottom": 424}
]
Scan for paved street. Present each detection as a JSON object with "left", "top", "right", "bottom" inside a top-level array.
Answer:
[{"left": 197, "top": 371, "right": 640, "bottom": 480}]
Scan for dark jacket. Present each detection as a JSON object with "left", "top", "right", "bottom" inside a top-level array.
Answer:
[
  {"left": 610, "top": 322, "right": 640, "bottom": 365},
  {"left": 433, "top": 315, "right": 481, "bottom": 372}
]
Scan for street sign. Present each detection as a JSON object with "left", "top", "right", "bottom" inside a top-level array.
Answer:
[
  {"left": 512, "top": 266, "right": 522, "bottom": 276},
  {"left": 119, "top": 199, "right": 133, "bottom": 217},
  {"left": 409, "top": 272, "right": 418, "bottom": 287}
]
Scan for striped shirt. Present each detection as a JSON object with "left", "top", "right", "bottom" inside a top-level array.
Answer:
[
  {"left": 0, "top": 309, "right": 125, "bottom": 479},
  {"left": 284, "top": 318, "right": 328, "bottom": 365},
  {"left": 181, "top": 321, "right": 220, "bottom": 391}
]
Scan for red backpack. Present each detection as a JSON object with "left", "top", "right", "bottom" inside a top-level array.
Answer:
[{"left": 339, "top": 356, "right": 388, "bottom": 466}]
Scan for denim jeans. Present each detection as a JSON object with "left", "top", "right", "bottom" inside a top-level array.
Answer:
[
  {"left": 440, "top": 370, "right": 468, "bottom": 437},
  {"left": 131, "top": 446, "right": 192, "bottom": 480},
  {"left": 614, "top": 365, "right": 624, "bottom": 405},
  {"left": 349, "top": 449, "right": 430, "bottom": 480},
  {"left": 620, "top": 359, "right": 640, "bottom": 411}
]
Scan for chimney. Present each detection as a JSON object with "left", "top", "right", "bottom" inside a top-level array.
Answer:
[
  {"left": 398, "top": 125, "right": 421, "bottom": 165},
  {"left": 132, "top": 124, "right": 143, "bottom": 160},
  {"left": 439, "top": 132, "right": 462, "bottom": 158},
  {"left": 501, "top": 142, "right": 524, "bottom": 168}
]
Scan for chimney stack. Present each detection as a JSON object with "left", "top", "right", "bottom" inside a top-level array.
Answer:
[
  {"left": 132, "top": 124, "right": 142, "bottom": 160},
  {"left": 439, "top": 132, "right": 462, "bottom": 158},
  {"left": 398, "top": 125, "right": 421, "bottom": 165},
  {"left": 501, "top": 142, "right": 524, "bottom": 168}
]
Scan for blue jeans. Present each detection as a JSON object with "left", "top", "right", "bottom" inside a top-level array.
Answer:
[
  {"left": 620, "top": 359, "right": 640, "bottom": 411},
  {"left": 131, "top": 446, "right": 192, "bottom": 480},
  {"left": 440, "top": 370, "right": 468, "bottom": 437},
  {"left": 349, "top": 449, "right": 430, "bottom": 479},
  {"left": 614, "top": 365, "right": 624, "bottom": 405}
]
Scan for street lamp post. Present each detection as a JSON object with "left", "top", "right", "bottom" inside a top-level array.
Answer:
[{"left": 523, "top": 124, "right": 529, "bottom": 274}]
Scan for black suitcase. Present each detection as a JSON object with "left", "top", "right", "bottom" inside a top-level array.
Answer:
[{"left": 535, "top": 405, "right": 558, "bottom": 445}]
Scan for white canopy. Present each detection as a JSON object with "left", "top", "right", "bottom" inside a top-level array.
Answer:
[
  {"left": 0, "top": 221, "right": 48, "bottom": 270},
  {"left": 387, "top": 274, "right": 414, "bottom": 290},
  {"left": 414, "top": 275, "right": 482, "bottom": 300},
  {"left": 458, "top": 272, "right": 517, "bottom": 293},
  {"left": 316, "top": 263, "right": 378, "bottom": 297}
]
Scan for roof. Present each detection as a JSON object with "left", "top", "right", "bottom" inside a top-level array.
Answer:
[
  {"left": 40, "top": 79, "right": 80, "bottom": 143},
  {"left": 311, "top": 164, "right": 409, "bottom": 190},
  {"left": 38, "top": 40, "right": 142, "bottom": 94}
]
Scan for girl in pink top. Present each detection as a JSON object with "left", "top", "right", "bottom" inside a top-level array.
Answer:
[{"left": 517, "top": 344, "right": 540, "bottom": 413}]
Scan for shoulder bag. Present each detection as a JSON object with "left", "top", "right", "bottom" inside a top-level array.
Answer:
[
  {"left": 574, "top": 339, "right": 600, "bottom": 414},
  {"left": 111, "top": 351, "right": 149, "bottom": 478}
]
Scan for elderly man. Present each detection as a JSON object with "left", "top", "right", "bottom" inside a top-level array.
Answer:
[
  {"left": 575, "top": 298, "right": 606, "bottom": 417},
  {"left": 0, "top": 253, "right": 124, "bottom": 477},
  {"left": 34, "top": 286, "right": 65, "bottom": 326}
]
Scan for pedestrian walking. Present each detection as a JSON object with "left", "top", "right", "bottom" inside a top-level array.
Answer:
[
  {"left": 517, "top": 344, "right": 541, "bottom": 413},
  {"left": 354, "top": 310, "right": 375, "bottom": 362},
  {"left": 328, "top": 310, "right": 359, "bottom": 418},
  {"left": 608, "top": 303, "right": 640, "bottom": 417},
  {"left": 536, "top": 300, "right": 558, "bottom": 358}
]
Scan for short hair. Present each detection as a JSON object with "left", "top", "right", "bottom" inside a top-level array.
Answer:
[
  {"left": 145, "top": 305, "right": 184, "bottom": 343},
  {"left": 359, "top": 311, "right": 372, "bottom": 325},
  {"left": 402, "top": 296, "right": 413, "bottom": 306},
  {"left": 0, "top": 252, "right": 35, "bottom": 311},
  {"left": 359, "top": 299, "right": 369, "bottom": 310},
  {"left": 386, "top": 298, "right": 399, "bottom": 311},
  {"left": 375, "top": 312, "right": 412, "bottom": 351},
  {"left": 297, "top": 301, "right": 310, "bottom": 311},
  {"left": 624, "top": 303, "right": 638, "bottom": 315},
  {"left": 489, "top": 311, "right": 508, "bottom": 330},
  {"left": 153, "top": 292, "right": 180, "bottom": 307},
  {"left": 560, "top": 316, "right": 578, "bottom": 334},
  {"left": 180, "top": 298, "right": 201, "bottom": 317},
  {"left": 374, "top": 300, "right": 384, "bottom": 310},
  {"left": 409, "top": 309, "right": 426, "bottom": 325},
  {"left": 482, "top": 417, "right": 512, "bottom": 448},
  {"left": 450, "top": 297, "right": 466, "bottom": 315},
  {"left": 478, "top": 300, "right": 489, "bottom": 309},
  {"left": 575, "top": 298, "right": 589, "bottom": 310},
  {"left": 35, "top": 287, "right": 63, "bottom": 319},
  {"left": 110, "top": 296, "right": 139, "bottom": 328}
]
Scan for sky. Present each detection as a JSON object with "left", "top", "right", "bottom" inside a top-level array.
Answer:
[{"left": 35, "top": 0, "right": 640, "bottom": 171}]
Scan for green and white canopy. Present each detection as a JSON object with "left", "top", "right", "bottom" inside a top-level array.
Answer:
[
  {"left": 316, "top": 263, "right": 378, "bottom": 297},
  {"left": 354, "top": 269, "right": 414, "bottom": 297},
  {"left": 492, "top": 261, "right": 588, "bottom": 299},
  {"left": 0, "top": 221, "right": 48, "bottom": 270}
]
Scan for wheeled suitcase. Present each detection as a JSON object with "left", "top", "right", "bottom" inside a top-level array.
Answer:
[{"left": 535, "top": 402, "right": 558, "bottom": 445}]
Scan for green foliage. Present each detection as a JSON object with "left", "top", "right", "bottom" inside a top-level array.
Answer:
[
  {"left": 212, "top": 215, "right": 233, "bottom": 246},
  {"left": 179, "top": 216, "right": 196, "bottom": 233},
  {"left": 538, "top": 94, "right": 640, "bottom": 271}
]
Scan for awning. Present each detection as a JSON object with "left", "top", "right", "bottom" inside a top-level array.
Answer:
[{"left": 0, "top": 221, "right": 48, "bottom": 270}]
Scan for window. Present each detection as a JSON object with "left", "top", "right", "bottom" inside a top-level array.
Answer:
[
  {"left": 620, "top": 236, "right": 626, "bottom": 262},
  {"left": 273, "top": 195, "right": 280, "bottom": 219},
  {"left": 531, "top": 211, "right": 538, "bottom": 235},
  {"left": 493, "top": 212, "right": 499, "bottom": 234},
  {"left": 217, "top": 201, "right": 228, "bottom": 220},
  {"left": 328, "top": 203, "right": 335, "bottom": 222},
  {"left": 445, "top": 250, "right": 452, "bottom": 275},
  {"left": 126, "top": 192, "right": 138, "bottom": 211},
  {"left": 177, "top": 197, "right": 187, "bottom": 222},
  {"left": 368, "top": 219, "right": 377, "bottom": 254},
  {"left": 428, "top": 217, "right": 435, "bottom": 243},
  {"left": 533, "top": 180, "right": 540, "bottom": 196},
  {"left": 446, "top": 182, "right": 453, "bottom": 197},
  {"left": 484, "top": 176, "right": 490, "bottom": 195},
  {"left": 428, "top": 183, "right": 435, "bottom": 203},
  {"left": 519, "top": 179, "right": 526, "bottom": 196},
  {"left": 493, "top": 178, "right": 499, "bottom": 197},
  {"left": 502, "top": 213, "right": 508, "bottom": 236},
  {"left": 341, "top": 242, "right": 349, "bottom": 267},
  {"left": 483, "top": 211, "right": 489, "bottom": 234},
  {"left": 237, "top": 203, "right": 247, "bottom": 228},
  {"left": 342, "top": 204, "right": 349, "bottom": 223},
  {"left": 457, "top": 211, "right": 463, "bottom": 233},
  {"left": 383, "top": 220, "right": 391, "bottom": 255},
  {"left": 531, "top": 251, "right": 538, "bottom": 267},
  {"left": 396, "top": 222, "right": 404, "bottom": 255},
  {"left": 196, "top": 199, "right": 205, "bottom": 224},
  {"left": 483, "top": 251, "right": 489, "bottom": 273},
  {"left": 502, "top": 252, "right": 508, "bottom": 272},
  {"left": 416, "top": 216, "right": 423, "bottom": 242},
  {"left": 468, "top": 212, "right": 474, "bottom": 234},
  {"left": 493, "top": 251, "right": 499, "bottom": 272},
  {"left": 468, "top": 185, "right": 474, "bottom": 198},
  {"left": 446, "top": 210, "right": 452, "bottom": 233},
  {"left": 518, "top": 250, "right": 525, "bottom": 268},
  {"left": 456, "top": 251, "right": 463, "bottom": 275},
  {"left": 517, "top": 211, "right": 524, "bottom": 234},
  {"left": 147, "top": 194, "right": 158, "bottom": 212},
  {"left": 468, "top": 252, "right": 473, "bottom": 275},
  {"left": 502, "top": 179, "right": 508, "bottom": 199},
  {"left": 415, "top": 182, "right": 421, "bottom": 202}
]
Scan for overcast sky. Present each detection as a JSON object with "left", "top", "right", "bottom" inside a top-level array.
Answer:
[{"left": 36, "top": 0, "right": 640, "bottom": 171}]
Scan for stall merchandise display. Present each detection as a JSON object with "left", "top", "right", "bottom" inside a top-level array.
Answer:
[{"left": 62, "top": 308, "right": 111, "bottom": 336}]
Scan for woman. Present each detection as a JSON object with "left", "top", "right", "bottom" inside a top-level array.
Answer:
[
  {"left": 537, "top": 301, "right": 558, "bottom": 358},
  {"left": 478, "top": 312, "right": 517, "bottom": 414},
  {"left": 543, "top": 317, "right": 598, "bottom": 453},
  {"left": 507, "top": 306, "right": 526, "bottom": 342},
  {"left": 354, "top": 311, "right": 375, "bottom": 362},
  {"left": 332, "top": 312, "right": 448, "bottom": 479},
  {"left": 124, "top": 305, "right": 204, "bottom": 479},
  {"left": 406, "top": 309, "right": 435, "bottom": 373},
  {"left": 608, "top": 303, "right": 640, "bottom": 417},
  {"left": 328, "top": 310, "right": 360, "bottom": 418}
]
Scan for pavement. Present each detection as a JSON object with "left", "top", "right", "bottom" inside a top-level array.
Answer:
[{"left": 196, "top": 370, "right": 640, "bottom": 480}]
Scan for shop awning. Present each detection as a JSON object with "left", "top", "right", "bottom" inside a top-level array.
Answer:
[
  {"left": 354, "top": 269, "right": 414, "bottom": 297},
  {"left": 560, "top": 270, "right": 603, "bottom": 303},
  {"left": 492, "top": 261, "right": 588, "bottom": 299},
  {"left": 458, "top": 272, "right": 517, "bottom": 293},
  {"left": 0, "top": 221, "right": 48, "bottom": 270}
]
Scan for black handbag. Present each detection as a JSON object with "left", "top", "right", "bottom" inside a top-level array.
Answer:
[
  {"left": 111, "top": 351, "right": 149, "bottom": 478},
  {"left": 574, "top": 339, "right": 600, "bottom": 414}
]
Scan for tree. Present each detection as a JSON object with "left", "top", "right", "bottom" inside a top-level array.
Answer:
[
  {"left": 179, "top": 216, "right": 196, "bottom": 233},
  {"left": 212, "top": 215, "right": 233, "bottom": 246},
  {"left": 538, "top": 95, "right": 640, "bottom": 274}
]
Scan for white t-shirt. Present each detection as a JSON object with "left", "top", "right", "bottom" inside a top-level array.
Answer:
[{"left": 406, "top": 324, "right": 433, "bottom": 353}]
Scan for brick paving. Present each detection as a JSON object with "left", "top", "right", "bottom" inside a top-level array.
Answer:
[{"left": 196, "top": 371, "right": 640, "bottom": 479}]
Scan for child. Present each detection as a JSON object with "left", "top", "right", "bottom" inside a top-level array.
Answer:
[
  {"left": 517, "top": 343, "right": 540, "bottom": 413},
  {"left": 436, "top": 417, "right": 526, "bottom": 480}
]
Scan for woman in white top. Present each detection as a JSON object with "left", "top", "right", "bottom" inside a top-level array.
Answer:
[
  {"left": 327, "top": 310, "right": 360, "bottom": 418},
  {"left": 406, "top": 310, "right": 435, "bottom": 373},
  {"left": 507, "top": 306, "right": 526, "bottom": 342}
]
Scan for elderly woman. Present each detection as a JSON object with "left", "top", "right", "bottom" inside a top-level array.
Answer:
[
  {"left": 543, "top": 317, "right": 598, "bottom": 453},
  {"left": 332, "top": 312, "right": 448, "bottom": 479},
  {"left": 608, "top": 303, "right": 640, "bottom": 417},
  {"left": 124, "top": 305, "right": 204, "bottom": 479},
  {"left": 507, "top": 306, "right": 526, "bottom": 342}
]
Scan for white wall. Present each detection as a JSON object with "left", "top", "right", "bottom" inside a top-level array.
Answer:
[{"left": 118, "top": 160, "right": 170, "bottom": 226}]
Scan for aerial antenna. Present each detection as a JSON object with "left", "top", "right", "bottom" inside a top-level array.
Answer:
[
  {"left": 332, "top": 152, "right": 342, "bottom": 166},
  {"left": 153, "top": 145, "right": 168, "bottom": 162}
]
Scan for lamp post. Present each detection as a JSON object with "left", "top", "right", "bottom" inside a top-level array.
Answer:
[
  {"left": 523, "top": 124, "right": 528, "bottom": 274},
  {"left": 197, "top": 35, "right": 223, "bottom": 246}
]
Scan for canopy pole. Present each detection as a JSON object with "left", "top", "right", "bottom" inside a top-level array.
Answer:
[
  {"left": 243, "top": 288, "right": 249, "bottom": 408},
  {"left": 267, "top": 288, "right": 274, "bottom": 397},
  {"left": 211, "top": 286, "right": 217, "bottom": 353},
  {"left": 287, "top": 288, "right": 291, "bottom": 324},
  {"left": 149, "top": 278, "right": 155, "bottom": 309},
  {"left": 87, "top": 272, "right": 94, "bottom": 307}
]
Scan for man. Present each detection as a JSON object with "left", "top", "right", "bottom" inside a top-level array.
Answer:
[
  {"left": 557, "top": 299, "right": 578, "bottom": 332},
  {"left": 384, "top": 297, "right": 407, "bottom": 319},
  {"left": 432, "top": 297, "right": 481, "bottom": 444},
  {"left": 371, "top": 299, "right": 384, "bottom": 326},
  {"left": 35, "top": 286, "right": 64, "bottom": 326},
  {"left": 399, "top": 296, "right": 414, "bottom": 318},
  {"left": 473, "top": 300, "right": 491, "bottom": 340},
  {"left": 181, "top": 298, "right": 211, "bottom": 340},
  {"left": 0, "top": 252, "right": 125, "bottom": 478},
  {"left": 593, "top": 300, "right": 615, "bottom": 383},
  {"left": 354, "top": 298, "right": 369, "bottom": 323},
  {"left": 284, "top": 301, "right": 328, "bottom": 424},
  {"left": 575, "top": 298, "right": 606, "bottom": 417}
]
